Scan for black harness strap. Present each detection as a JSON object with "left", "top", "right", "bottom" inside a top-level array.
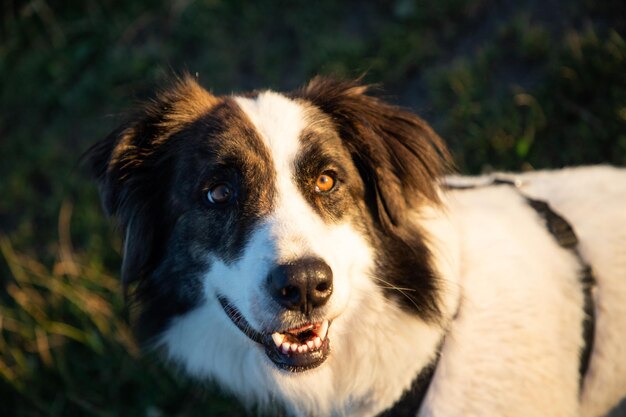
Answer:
[
  {"left": 498, "top": 180, "right": 597, "bottom": 386},
  {"left": 376, "top": 345, "right": 442, "bottom": 417},
  {"left": 376, "top": 178, "right": 597, "bottom": 417}
]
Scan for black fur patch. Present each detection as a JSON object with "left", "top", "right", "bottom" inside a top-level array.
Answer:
[
  {"left": 293, "top": 78, "right": 452, "bottom": 321},
  {"left": 294, "top": 113, "right": 367, "bottom": 224},
  {"left": 87, "top": 77, "right": 276, "bottom": 342}
]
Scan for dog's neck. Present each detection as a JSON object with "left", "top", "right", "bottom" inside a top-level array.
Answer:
[{"left": 333, "top": 300, "right": 447, "bottom": 417}]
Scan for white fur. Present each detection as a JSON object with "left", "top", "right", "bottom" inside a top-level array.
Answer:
[
  {"left": 158, "top": 91, "right": 626, "bottom": 417},
  {"left": 427, "top": 166, "right": 626, "bottom": 417}
]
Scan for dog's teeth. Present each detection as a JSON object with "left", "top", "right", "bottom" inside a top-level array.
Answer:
[
  {"left": 319, "top": 320, "right": 329, "bottom": 340},
  {"left": 314, "top": 337, "right": 322, "bottom": 349},
  {"left": 274, "top": 322, "right": 328, "bottom": 354},
  {"left": 271, "top": 332, "right": 285, "bottom": 348}
]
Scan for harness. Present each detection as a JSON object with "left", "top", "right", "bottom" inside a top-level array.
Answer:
[{"left": 376, "top": 178, "right": 597, "bottom": 417}]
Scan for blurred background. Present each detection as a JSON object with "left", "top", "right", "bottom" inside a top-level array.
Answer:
[{"left": 1, "top": 0, "right": 625, "bottom": 416}]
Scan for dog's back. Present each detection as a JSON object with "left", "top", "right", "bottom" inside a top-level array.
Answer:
[
  {"left": 430, "top": 166, "right": 626, "bottom": 417},
  {"left": 520, "top": 166, "right": 626, "bottom": 417}
]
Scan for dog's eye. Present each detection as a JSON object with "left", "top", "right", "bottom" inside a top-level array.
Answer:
[
  {"left": 206, "top": 182, "right": 236, "bottom": 205},
  {"left": 315, "top": 172, "right": 335, "bottom": 193}
]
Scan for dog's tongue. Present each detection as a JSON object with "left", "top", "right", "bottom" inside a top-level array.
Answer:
[{"left": 287, "top": 323, "right": 314, "bottom": 334}]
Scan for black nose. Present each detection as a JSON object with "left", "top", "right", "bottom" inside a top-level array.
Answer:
[{"left": 267, "top": 258, "right": 333, "bottom": 315}]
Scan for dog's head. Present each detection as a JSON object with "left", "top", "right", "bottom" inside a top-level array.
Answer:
[{"left": 89, "top": 75, "right": 450, "bottom": 410}]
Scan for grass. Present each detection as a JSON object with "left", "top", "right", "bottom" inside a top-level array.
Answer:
[
  {"left": 1, "top": 0, "right": 625, "bottom": 416},
  {"left": 0, "top": 208, "right": 249, "bottom": 417}
]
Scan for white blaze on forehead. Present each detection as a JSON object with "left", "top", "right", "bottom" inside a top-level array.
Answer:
[
  {"left": 234, "top": 92, "right": 304, "bottom": 175},
  {"left": 234, "top": 92, "right": 318, "bottom": 260}
]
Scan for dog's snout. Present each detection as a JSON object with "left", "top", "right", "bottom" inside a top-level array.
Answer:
[{"left": 267, "top": 258, "right": 333, "bottom": 315}]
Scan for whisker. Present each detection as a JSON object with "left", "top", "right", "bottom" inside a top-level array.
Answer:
[{"left": 371, "top": 276, "right": 423, "bottom": 312}]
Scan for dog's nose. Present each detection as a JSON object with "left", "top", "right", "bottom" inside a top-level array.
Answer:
[{"left": 267, "top": 258, "right": 333, "bottom": 315}]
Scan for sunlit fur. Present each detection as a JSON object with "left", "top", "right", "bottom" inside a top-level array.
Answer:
[{"left": 90, "top": 77, "right": 626, "bottom": 417}]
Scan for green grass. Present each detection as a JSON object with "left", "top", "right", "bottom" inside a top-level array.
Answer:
[{"left": 1, "top": 1, "right": 625, "bottom": 416}]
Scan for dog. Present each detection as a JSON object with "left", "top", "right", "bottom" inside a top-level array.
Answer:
[{"left": 88, "top": 75, "right": 626, "bottom": 417}]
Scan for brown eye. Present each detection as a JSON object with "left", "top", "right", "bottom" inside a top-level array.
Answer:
[
  {"left": 207, "top": 183, "right": 236, "bottom": 205},
  {"left": 315, "top": 173, "right": 335, "bottom": 193}
]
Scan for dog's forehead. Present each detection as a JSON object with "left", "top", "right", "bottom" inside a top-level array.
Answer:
[{"left": 233, "top": 92, "right": 309, "bottom": 169}]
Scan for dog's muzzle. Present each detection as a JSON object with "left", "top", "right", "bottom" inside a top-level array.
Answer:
[{"left": 218, "top": 258, "right": 333, "bottom": 372}]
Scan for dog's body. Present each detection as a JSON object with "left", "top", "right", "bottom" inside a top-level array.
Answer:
[
  {"left": 430, "top": 167, "right": 626, "bottom": 417},
  {"left": 89, "top": 77, "right": 626, "bottom": 417}
]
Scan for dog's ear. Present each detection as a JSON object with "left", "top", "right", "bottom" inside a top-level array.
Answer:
[
  {"left": 296, "top": 77, "right": 452, "bottom": 230},
  {"left": 86, "top": 75, "right": 219, "bottom": 286}
]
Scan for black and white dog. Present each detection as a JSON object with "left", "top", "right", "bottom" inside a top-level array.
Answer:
[{"left": 89, "top": 76, "right": 626, "bottom": 417}]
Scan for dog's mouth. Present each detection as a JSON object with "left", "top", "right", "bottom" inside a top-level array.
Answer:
[{"left": 218, "top": 296, "right": 331, "bottom": 372}]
